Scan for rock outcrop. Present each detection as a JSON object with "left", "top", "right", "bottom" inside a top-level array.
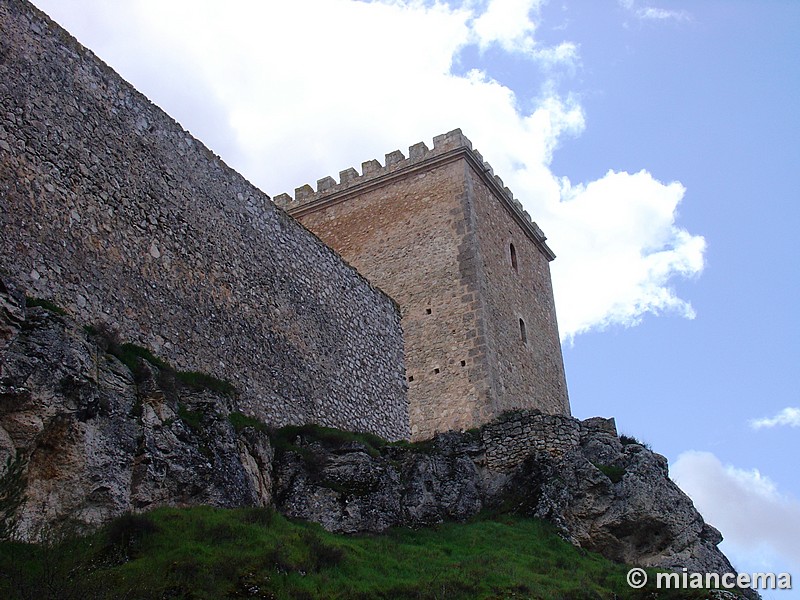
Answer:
[
  {"left": 0, "top": 279, "right": 272, "bottom": 539},
  {"left": 0, "top": 278, "right": 736, "bottom": 579},
  {"left": 273, "top": 415, "right": 735, "bottom": 575}
]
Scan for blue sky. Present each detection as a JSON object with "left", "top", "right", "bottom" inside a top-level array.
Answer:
[{"left": 31, "top": 0, "right": 799, "bottom": 594}]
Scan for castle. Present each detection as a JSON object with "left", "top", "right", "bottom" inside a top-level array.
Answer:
[
  {"left": 273, "top": 132, "right": 569, "bottom": 439},
  {"left": 0, "top": 0, "right": 568, "bottom": 441}
]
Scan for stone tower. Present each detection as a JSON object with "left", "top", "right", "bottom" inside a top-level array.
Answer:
[{"left": 274, "top": 129, "right": 570, "bottom": 440}]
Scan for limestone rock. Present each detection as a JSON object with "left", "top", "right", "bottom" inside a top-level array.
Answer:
[
  {"left": 0, "top": 280, "right": 741, "bottom": 583},
  {"left": 0, "top": 288, "right": 272, "bottom": 540},
  {"left": 273, "top": 414, "right": 738, "bottom": 578}
]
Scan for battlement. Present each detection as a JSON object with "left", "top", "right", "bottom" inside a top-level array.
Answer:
[{"left": 272, "top": 129, "right": 554, "bottom": 260}]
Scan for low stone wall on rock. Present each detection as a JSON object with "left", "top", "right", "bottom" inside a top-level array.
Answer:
[
  {"left": 0, "top": 0, "right": 408, "bottom": 440},
  {"left": 481, "top": 410, "right": 616, "bottom": 471}
]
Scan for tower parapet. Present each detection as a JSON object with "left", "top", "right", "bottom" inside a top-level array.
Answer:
[{"left": 272, "top": 129, "right": 554, "bottom": 261}]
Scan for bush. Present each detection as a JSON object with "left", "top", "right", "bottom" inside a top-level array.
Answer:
[
  {"left": 177, "top": 403, "right": 204, "bottom": 431},
  {"left": 85, "top": 324, "right": 237, "bottom": 398},
  {"left": 619, "top": 434, "right": 652, "bottom": 450},
  {"left": 0, "top": 454, "right": 26, "bottom": 541},
  {"left": 595, "top": 463, "right": 625, "bottom": 483},
  {"left": 175, "top": 370, "right": 236, "bottom": 397},
  {"left": 239, "top": 506, "right": 275, "bottom": 527},
  {"left": 228, "top": 412, "right": 270, "bottom": 434},
  {"left": 271, "top": 423, "right": 386, "bottom": 458},
  {"left": 104, "top": 513, "right": 159, "bottom": 558}
]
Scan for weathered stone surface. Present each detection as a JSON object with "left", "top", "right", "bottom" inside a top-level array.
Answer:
[
  {"left": 274, "top": 411, "right": 738, "bottom": 577},
  {"left": 0, "top": 285, "right": 273, "bottom": 539},
  {"left": 277, "top": 136, "right": 569, "bottom": 441},
  {"left": 0, "top": 281, "right": 741, "bottom": 584},
  {"left": 0, "top": 0, "right": 408, "bottom": 441}
]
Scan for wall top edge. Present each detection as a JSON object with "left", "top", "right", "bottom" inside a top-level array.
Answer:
[{"left": 272, "top": 129, "right": 555, "bottom": 260}]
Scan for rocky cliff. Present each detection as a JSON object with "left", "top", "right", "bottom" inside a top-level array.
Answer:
[
  {"left": 0, "top": 277, "right": 736, "bottom": 577},
  {"left": 0, "top": 278, "right": 273, "bottom": 540}
]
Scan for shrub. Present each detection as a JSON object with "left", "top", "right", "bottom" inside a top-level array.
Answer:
[
  {"left": 85, "top": 324, "right": 237, "bottom": 398},
  {"left": 0, "top": 454, "right": 27, "bottom": 541},
  {"left": 595, "top": 463, "right": 625, "bottom": 483},
  {"left": 177, "top": 403, "right": 204, "bottom": 431},
  {"left": 271, "top": 423, "right": 386, "bottom": 458},
  {"left": 239, "top": 506, "right": 275, "bottom": 527},
  {"left": 619, "top": 434, "right": 652, "bottom": 450},
  {"left": 175, "top": 370, "right": 236, "bottom": 397},
  {"left": 104, "top": 513, "right": 159, "bottom": 558}
]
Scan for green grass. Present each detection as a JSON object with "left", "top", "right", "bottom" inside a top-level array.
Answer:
[
  {"left": 176, "top": 370, "right": 237, "bottom": 397},
  {"left": 83, "top": 325, "right": 237, "bottom": 399},
  {"left": 24, "top": 296, "right": 67, "bottom": 316},
  {"left": 271, "top": 423, "right": 387, "bottom": 458},
  {"left": 228, "top": 411, "right": 270, "bottom": 434},
  {"left": 0, "top": 506, "right": 721, "bottom": 600}
]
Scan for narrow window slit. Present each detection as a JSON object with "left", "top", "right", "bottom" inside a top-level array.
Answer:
[{"left": 510, "top": 242, "right": 518, "bottom": 272}]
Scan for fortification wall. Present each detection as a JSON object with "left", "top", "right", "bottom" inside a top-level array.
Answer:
[
  {"left": 285, "top": 157, "right": 490, "bottom": 439},
  {"left": 0, "top": 0, "right": 409, "bottom": 440},
  {"left": 275, "top": 130, "right": 570, "bottom": 439},
  {"left": 481, "top": 410, "right": 617, "bottom": 472}
]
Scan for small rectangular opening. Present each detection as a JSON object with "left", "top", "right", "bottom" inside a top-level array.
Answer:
[
  {"left": 426, "top": 308, "right": 432, "bottom": 314},
  {"left": 433, "top": 368, "right": 440, "bottom": 374},
  {"left": 460, "top": 360, "right": 466, "bottom": 367}
]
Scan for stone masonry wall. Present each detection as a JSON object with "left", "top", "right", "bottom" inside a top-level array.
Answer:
[
  {"left": 283, "top": 156, "right": 490, "bottom": 439},
  {"left": 0, "top": 0, "right": 409, "bottom": 440},
  {"left": 469, "top": 167, "right": 570, "bottom": 417},
  {"left": 481, "top": 410, "right": 617, "bottom": 472},
  {"left": 274, "top": 129, "right": 570, "bottom": 440}
]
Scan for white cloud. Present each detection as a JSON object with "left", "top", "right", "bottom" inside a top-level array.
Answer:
[
  {"left": 751, "top": 407, "right": 800, "bottom": 430},
  {"left": 471, "top": 0, "right": 578, "bottom": 66},
  {"left": 639, "top": 8, "right": 689, "bottom": 21},
  {"left": 31, "top": 0, "right": 705, "bottom": 341},
  {"left": 547, "top": 171, "right": 705, "bottom": 341},
  {"left": 672, "top": 451, "right": 800, "bottom": 573},
  {"left": 619, "top": 1, "right": 691, "bottom": 23}
]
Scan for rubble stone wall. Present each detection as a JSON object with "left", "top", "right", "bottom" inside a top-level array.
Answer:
[{"left": 0, "top": 0, "right": 409, "bottom": 440}]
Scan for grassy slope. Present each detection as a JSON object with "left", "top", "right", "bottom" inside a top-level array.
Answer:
[{"left": 0, "top": 507, "right": 714, "bottom": 600}]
